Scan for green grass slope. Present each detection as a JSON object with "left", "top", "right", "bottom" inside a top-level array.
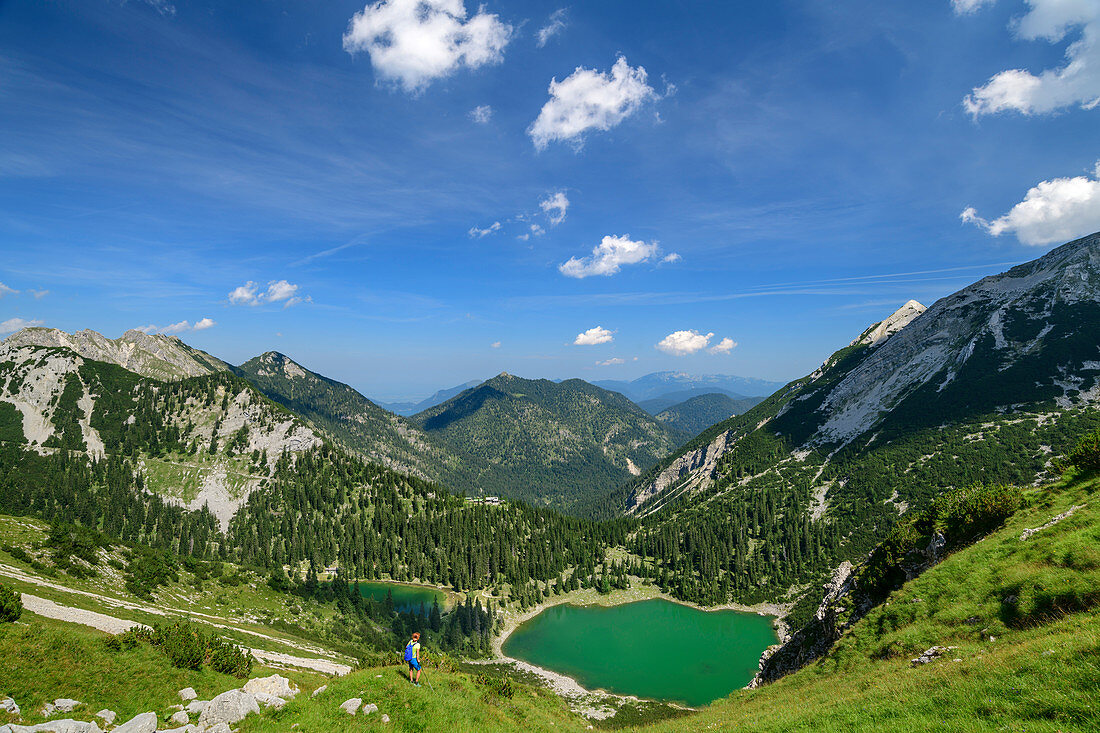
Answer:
[{"left": 645, "top": 472, "right": 1100, "bottom": 732}]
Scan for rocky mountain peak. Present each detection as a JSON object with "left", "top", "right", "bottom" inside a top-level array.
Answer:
[
  {"left": 855, "top": 300, "right": 926, "bottom": 348},
  {"left": 1, "top": 326, "right": 229, "bottom": 381}
]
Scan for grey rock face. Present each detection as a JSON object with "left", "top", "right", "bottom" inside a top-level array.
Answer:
[
  {"left": 0, "top": 698, "right": 19, "bottom": 716},
  {"left": 183, "top": 700, "right": 206, "bottom": 715},
  {"left": 92, "top": 711, "right": 113, "bottom": 726},
  {"left": 310, "top": 685, "right": 327, "bottom": 698},
  {"left": 168, "top": 710, "right": 189, "bottom": 726},
  {"left": 339, "top": 698, "right": 362, "bottom": 716},
  {"left": 362, "top": 703, "right": 378, "bottom": 715},
  {"left": 112, "top": 712, "right": 156, "bottom": 733},
  {"left": 176, "top": 688, "right": 197, "bottom": 702},
  {"left": 252, "top": 693, "right": 286, "bottom": 710},
  {"left": 196, "top": 689, "right": 259, "bottom": 729}
]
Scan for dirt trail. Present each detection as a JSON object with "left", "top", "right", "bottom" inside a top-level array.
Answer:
[
  {"left": 19, "top": 591, "right": 352, "bottom": 676},
  {"left": 2, "top": 563, "right": 352, "bottom": 676}
]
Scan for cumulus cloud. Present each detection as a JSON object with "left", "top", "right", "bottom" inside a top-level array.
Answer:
[
  {"left": 469, "top": 105, "right": 493, "bottom": 123},
  {"left": 596, "top": 357, "right": 625, "bottom": 366},
  {"left": 0, "top": 283, "right": 17, "bottom": 297},
  {"left": 228, "top": 280, "right": 308, "bottom": 307},
  {"left": 529, "top": 56, "right": 657, "bottom": 150},
  {"left": 661, "top": 252, "right": 681, "bottom": 264},
  {"left": 491, "top": 341, "right": 502, "bottom": 348},
  {"left": 530, "top": 224, "right": 545, "bottom": 237},
  {"left": 540, "top": 191, "right": 569, "bottom": 225},
  {"left": 708, "top": 337, "right": 738, "bottom": 354},
  {"left": 0, "top": 317, "right": 43, "bottom": 334},
  {"left": 962, "top": 0, "right": 1100, "bottom": 116},
  {"left": 343, "top": 0, "right": 512, "bottom": 93},
  {"left": 574, "top": 326, "right": 614, "bottom": 345},
  {"left": 656, "top": 330, "right": 714, "bottom": 356},
  {"left": 135, "top": 318, "right": 217, "bottom": 335},
  {"left": 559, "top": 234, "right": 660, "bottom": 278},
  {"left": 537, "top": 8, "right": 568, "bottom": 47},
  {"left": 469, "top": 221, "right": 502, "bottom": 238},
  {"left": 961, "top": 161, "right": 1100, "bottom": 245}
]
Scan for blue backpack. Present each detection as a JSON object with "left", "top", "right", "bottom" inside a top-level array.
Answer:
[{"left": 404, "top": 641, "right": 417, "bottom": 662}]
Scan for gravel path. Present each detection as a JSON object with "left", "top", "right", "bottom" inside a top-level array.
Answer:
[{"left": 19, "top": 591, "right": 352, "bottom": 676}]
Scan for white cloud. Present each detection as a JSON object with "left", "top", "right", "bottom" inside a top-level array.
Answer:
[
  {"left": 574, "top": 326, "right": 614, "bottom": 345},
  {"left": 530, "top": 223, "right": 545, "bottom": 237},
  {"left": 961, "top": 161, "right": 1100, "bottom": 245},
  {"left": 140, "top": 0, "right": 177, "bottom": 16},
  {"left": 952, "top": 0, "right": 995, "bottom": 14},
  {"left": 596, "top": 357, "right": 625, "bottom": 366},
  {"left": 469, "top": 221, "right": 502, "bottom": 238},
  {"left": 529, "top": 56, "right": 657, "bottom": 150},
  {"left": 962, "top": 0, "right": 1100, "bottom": 116},
  {"left": 490, "top": 341, "right": 502, "bottom": 348},
  {"left": 30, "top": 289, "right": 49, "bottom": 299},
  {"left": 0, "top": 317, "right": 43, "bottom": 334},
  {"left": 559, "top": 234, "right": 660, "bottom": 278},
  {"left": 661, "top": 252, "right": 681, "bottom": 264},
  {"left": 540, "top": 191, "right": 569, "bottom": 225},
  {"left": 135, "top": 318, "right": 217, "bottom": 335},
  {"left": 536, "top": 8, "right": 568, "bottom": 47},
  {"left": 0, "top": 283, "right": 17, "bottom": 297},
  {"left": 228, "top": 280, "right": 307, "bottom": 306},
  {"left": 708, "top": 337, "right": 738, "bottom": 354},
  {"left": 469, "top": 105, "right": 493, "bottom": 124},
  {"left": 343, "top": 0, "right": 512, "bottom": 93},
  {"left": 656, "top": 330, "right": 714, "bottom": 356}
]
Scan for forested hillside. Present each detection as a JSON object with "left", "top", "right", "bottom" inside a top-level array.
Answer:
[
  {"left": 651, "top": 393, "right": 761, "bottom": 439},
  {"left": 235, "top": 351, "right": 460, "bottom": 483},
  {"left": 412, "top": 373, "right": 680, "bottom": 513}
]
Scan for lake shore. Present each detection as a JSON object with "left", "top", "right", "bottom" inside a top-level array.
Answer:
[{"left": 474, "top": 580, "right": 790, "bottom": 715}]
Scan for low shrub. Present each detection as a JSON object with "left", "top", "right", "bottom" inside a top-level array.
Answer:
[
  {"left": 0, "top": 581, "right": 22, "bottom": 623},
  {"left": 154, "top": 619, "right": 204, "bottom": 670},
  {"left": 1068, "top": 430, "right": 1100, "bottom": 474}
]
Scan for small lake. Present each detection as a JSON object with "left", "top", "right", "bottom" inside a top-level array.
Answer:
[
  {"left": 503, "top": 599, "right": 777, "bottom": 707},
  {"left": 356, "top": 581, "right": 447, "bottom": 614}
]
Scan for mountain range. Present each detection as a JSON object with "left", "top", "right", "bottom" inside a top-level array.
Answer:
[{"left": 593, "top": 371, "right": 785, "bottom": 402}]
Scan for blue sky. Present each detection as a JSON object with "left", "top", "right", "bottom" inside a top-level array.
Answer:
[{"left": 2, "top": 0, "right": 1099, "bottom": 401}]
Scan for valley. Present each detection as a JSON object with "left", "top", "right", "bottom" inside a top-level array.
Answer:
[{"left": 1, "top": 235, "right": 1099, "bottom": 731}]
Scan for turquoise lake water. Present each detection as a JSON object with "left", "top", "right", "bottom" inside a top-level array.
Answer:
[
  {"left": 502, "top": 599, "right": 777, "bottom": 707},
  {"left": 355, "top": 581, "right": 447, "bottom": 613}
]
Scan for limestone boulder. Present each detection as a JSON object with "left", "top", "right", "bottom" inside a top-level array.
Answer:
[
  {"left": 339, "top": 698, "right": 362, "bottom": 716},
  {"left": 242, "top": 675, "right": 298, "bottom": 700},
  {"left": 112, "top": 712, "right": 156, "bottom": 733},
  {"left": 196, "top": 690, "right": 258, "bottom": 729}
]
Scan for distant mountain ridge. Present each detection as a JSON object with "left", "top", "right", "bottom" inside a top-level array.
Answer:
[
  {"left": 652, "top": 393, "right": 763, "bottom": 439},
  {"left": 377, "top": 380, "right": 483, "bottom": 416},
  {"left": 594, "top": 371, "right": 784, "bottom": 402},
  {"left": 411, "top": 373, "right": 682, "bottom": 513}
]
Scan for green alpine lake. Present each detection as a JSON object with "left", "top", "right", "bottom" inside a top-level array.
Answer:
[
  {"left": 356, "top": 581, "right": 447, "bottom": 613},
  {"left": 502, "top": 599, "right": 778, "bottom": 707}
]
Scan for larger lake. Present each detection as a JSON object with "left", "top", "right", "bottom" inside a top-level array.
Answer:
[{"left": 502, "top": 599, "right": 777, "bottom": 707}]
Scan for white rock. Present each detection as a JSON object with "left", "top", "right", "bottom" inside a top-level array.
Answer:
[
  {"left": 2, "top": 721, "right": 103, "bottom": 733},
  {"left": 204, "top": 724, "right": 232, "bottom": 733},
  {"left": 196, "top": 690, "right": 259, "bottom": 729},
  {"left": 381, "top": 713, "right": 390, "bottom": 723},
  {"left": 252, "top": 693, "right": 286, "bottom": 710},
  {"left": 242, "top": 675, "right": 298, "bottom": 700},
  {"left": 362, "top": 703, "right": 378, "bottom": 715},
  {"left": 112, "top": 712, "right": 157, "bottom": 733},
  {"left": 92, "top": 711, "right": 113, "bottom": 726},
  {"left": 168, "top": 710, "right": 189, "bottom": 726},
  {"left": 183, "top": 700, "right": 206, "bottom": 715},
  {"left": 339, "top": 698, "right": 362, "bottom": 716},
  {"left": 176, "top": 688, "right": 197, "bottom": 703},
  {"left": 310, "top": 685, "right": 327, "bottom": 698},
  {"left": 0, "top": 698, "right": 19, "bottom": 716}
]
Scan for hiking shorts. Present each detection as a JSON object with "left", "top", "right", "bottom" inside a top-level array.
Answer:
[{"left": 408, "top": 658, "right": 421, "bottom": 671}]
